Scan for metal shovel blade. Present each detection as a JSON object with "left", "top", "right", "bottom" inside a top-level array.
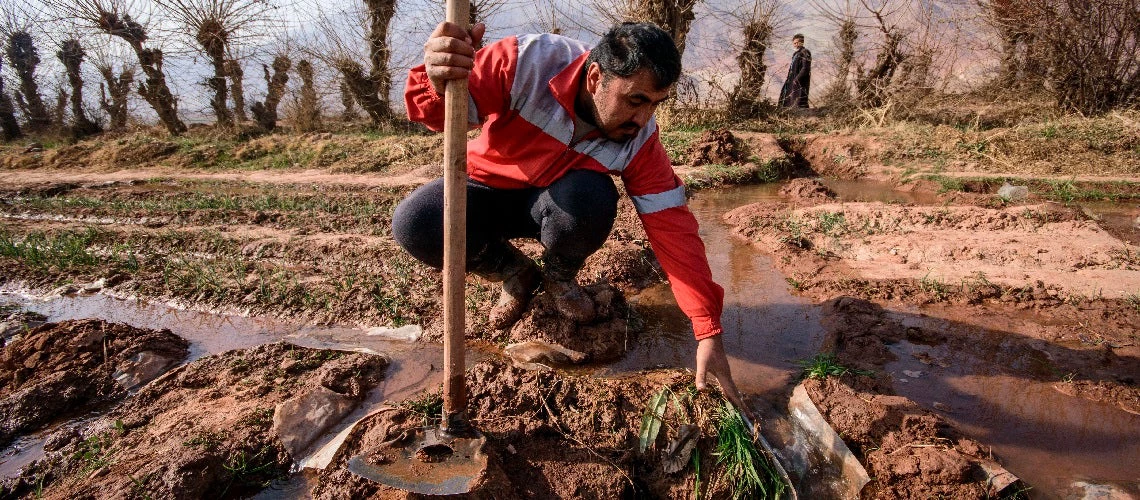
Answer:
[{"left": 346, "top": 426, "right": 488, "bottom": 495}]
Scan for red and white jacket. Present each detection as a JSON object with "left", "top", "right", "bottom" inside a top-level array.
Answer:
[{"left": 405, "top": 33, "right": 725, "bottom": 340}]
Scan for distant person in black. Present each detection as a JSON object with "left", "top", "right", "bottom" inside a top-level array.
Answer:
[{"left": 779, "top": 33, "right": 811, "bottom": 108}]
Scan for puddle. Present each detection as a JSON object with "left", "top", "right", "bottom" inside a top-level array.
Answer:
[
  {"left": 1081, "top": 200, "right": 1140, "bottom": 245},
  {"left": 885, "top": 319, "right": 1140, "bottom": 499},
  {"left": 0, "top": 434, "right": 46, "bottom": 481},
  {"left": 822, "top": 178, "right": 942, "bottom": 205}
]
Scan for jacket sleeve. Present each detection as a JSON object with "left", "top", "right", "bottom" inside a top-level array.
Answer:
[
  {"left": 405, "top": 36, "right": 519, "bottom": 131},
  {"left": 622, "top": 133, "right": 725, "bottom": 340}
]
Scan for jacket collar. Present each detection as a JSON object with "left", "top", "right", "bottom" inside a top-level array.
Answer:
[{"left": 549, "top": 51, "right": 590, "bottom": 117}]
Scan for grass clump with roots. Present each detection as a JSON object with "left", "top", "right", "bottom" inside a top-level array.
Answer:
[
  {"left": 797, "top": 353, "right": 872, "bottom": 380},
  {"left": 714, "top": 402, "right": 787, "bottom": 499}
]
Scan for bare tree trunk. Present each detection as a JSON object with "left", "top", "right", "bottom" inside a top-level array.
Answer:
[
  {"left": 831, "top": 18, "right": 857, "bottom": 97},
  {"left": 361, "top": 0, "right": 396, "bottom": 123},
  {"left": 225, "top": 59, "right": 247, "bottom": 122},
  {"left": 58, "top": 39, "right": 102, "bottom": 139},
  {"left": 335, "top": 59, "right": 389, "bottom": 125},
  {"left": 646, "top": 0, "right": 698, "bottom": 54},
  {"left": 855, "top": 29, "right": 904, "bottom": 106},
  {"left": 98, "top": 65, "right": 134, "bottom": 131},
  {"left": 6, "top": 31, "right": 51, "bottom": 132},
  {"left": 197, "top": 19, "right": 232, "bottom": 127},
  {"left": 251, "top": 55, "right": 290, "bottom": 130},
  {"left": 340, "top": 80, "right": 359, "bottom": 122},
  {"left": 53, "top": 88, "right": 68, "bottom": 127},
  {"left": 0, "top": 56, "right": 22, "bottom": 140},
  {"left": 729, "top": 17, "right": 772, "bottom": 118},
  {"left": 295, "top": 59, "right": 321, "bottom": 132},
  {"left": 96, "top": 11, "right": 187, "bottom": 135},
  {"left": 611, "top": 0, "right": 699, "bottom": 55}
]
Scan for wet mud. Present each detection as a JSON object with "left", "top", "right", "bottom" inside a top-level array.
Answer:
[
  {"left": 723, "top": 182, "right": 1140, "bottom": 496},
  {"left": 1, "top": 341, "right": 387, "bottom": 499},
  {"left": 0, "top": 319, "right": 188, "bottom": 449},
  {"left": 312, "top": 361, "right": 738, "bottom": 499}
]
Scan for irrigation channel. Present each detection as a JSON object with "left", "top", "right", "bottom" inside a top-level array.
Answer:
[{"left": 3, "top": 180, "right": 1139, "bottom": 498}]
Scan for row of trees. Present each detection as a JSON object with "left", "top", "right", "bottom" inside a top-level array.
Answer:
[{"left": 0, "top": 0, "right": 1136, "bottom": 141}]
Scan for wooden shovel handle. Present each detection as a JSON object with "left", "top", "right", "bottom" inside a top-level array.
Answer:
[{"left": 441, "top": 0, "right": 471, "bottom": 431}]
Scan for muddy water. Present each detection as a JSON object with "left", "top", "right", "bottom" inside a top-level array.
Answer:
[
  {"left": 603, "top": 183, "right": 826, "bottom": 398},
  {"left": 885, "top": 310, "right": 1140, "bottom": 499}
]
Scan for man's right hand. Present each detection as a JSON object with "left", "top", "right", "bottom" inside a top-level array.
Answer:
[{"left": 424, "top": 21, "right": 486, "bottom": 95}]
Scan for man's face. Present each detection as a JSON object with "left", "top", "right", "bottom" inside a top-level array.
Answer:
[
  {"left": 793, "top": 38, "right": 804, "bottom": 49},
  {"left": 584, "top": 63, "right": 671, "bottom": 142}
]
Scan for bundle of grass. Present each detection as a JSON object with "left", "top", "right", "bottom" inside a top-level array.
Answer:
[
  {"left": 637, "top": 385, "right": 792, "bottom": 499},
  {"left": 714, "top": 402, "right": 788, "bottom": 499}
]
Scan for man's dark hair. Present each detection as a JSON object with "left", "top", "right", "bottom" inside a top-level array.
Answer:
[
  {"left": 793, "top": 33, "right": 805, "bottom": 42},
  {"left": 585, "top": 22, "right": 681, "bottom": 89}
]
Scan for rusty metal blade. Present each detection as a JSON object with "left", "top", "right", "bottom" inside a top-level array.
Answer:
[{"left": 346, "top": 427, "right": 487, "bottom": 496}]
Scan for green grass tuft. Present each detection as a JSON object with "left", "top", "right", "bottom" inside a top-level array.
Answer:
[
  {"left": 714, "top": 403, "right": 787, "bottom": 500},
  {"left": 797, "top": 353, "right": 870, "bottom": 380}
]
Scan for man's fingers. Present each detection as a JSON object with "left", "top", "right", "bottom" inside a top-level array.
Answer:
[
  {"left": 425, "top": 36, "right": 476, "bottom": 58},
  {"left": 429, "top": 21, "right": 469, "bottom": 40},
  {"left": 470, "top": 23, "right": 486, "bottom": 48},
  {"left": 425, "top": 51, "right": 475, "bottom": 70}
]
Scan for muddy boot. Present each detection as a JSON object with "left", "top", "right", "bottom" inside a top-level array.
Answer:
[
  {"left": 474, "top": 246, "right": 541, "bottom": 331},
  {"left": 542, "top": 254, "right": 596, "bottom": 324},
  {"left": 543, "top": 278, "right": 597, "bottom": 323}
]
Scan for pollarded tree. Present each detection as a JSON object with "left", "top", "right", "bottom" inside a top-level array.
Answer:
[
  {"left": 999, "top": 0, "right": 1139, "bottom": 113},
  {"left": 224, "top": 56, "right": 246, "bottom": 122},
  {"left": 6, "top": 31, "right": 52, "bottom": 131},
  {"left": 0, "top": 55, "right": 21, "bottom": 139},
  {"left": 98, "top": 63, "right": 134, "bottom": 130},
  {"left": 589, "top": 0, "right": 700, "bottom": 54},
  {"left": 62, "top": 0, "right": 186, "bottom": 134},
  {"left": 294, "top": 59, "right": 321, "bottom": 132},
  {"left": 155, "top": 0, "right": 274, "bottom": 127},
  {"left": 251, "top": 54, "right": 289, "bottom": 130},
  {"left": 58, "top": 39, "right": 102, "bottom": 138},
  {"left": 728, "top": 0, "right": 781, "bottom": 119},
  {"left": 310, "top": 0, "right": 396, "bottom": 125}
]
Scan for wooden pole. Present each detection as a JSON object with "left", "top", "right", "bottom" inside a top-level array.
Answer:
[{"left": 441, "top": 0, "right": 471, "bottom": 433}]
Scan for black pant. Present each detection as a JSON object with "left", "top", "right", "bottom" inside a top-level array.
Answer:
[{"left": 392, "top": 169, "right": 619, "bottom": 281}]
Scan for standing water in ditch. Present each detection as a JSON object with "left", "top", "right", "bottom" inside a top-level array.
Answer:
[{"left": 667, "top": 181, "right": 1139, "bottom": 498}]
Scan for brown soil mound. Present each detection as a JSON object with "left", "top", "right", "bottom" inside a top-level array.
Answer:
[
  {"left": 790, "top": 134, "right": 884, "bottom": 180},
  {"left": 780, "top": 178, "right": 836, "bottom": 200},
  {"left": 725, "top": 201, "right": 1140, "bottom": 300},
  {"left": 313, "top": 361, "right": 742, "bottom": 499},
  {"left": 506, "top": 283, "right": 638, "bottom": 363},
  {"left": 809, "top": 297, "right": 1026, "bottom": 498},
  {"left": 0, "top": 319, "right": 189, "bottom": 448},
  {"left": 689, "top": 129, "right": 745, "bottom": 166},
  {"left": 805, "top": 378, "right": 1008, "bottom": 499},
  {"left": 2, "top": 342, "right": 387, "bottom": 499}
]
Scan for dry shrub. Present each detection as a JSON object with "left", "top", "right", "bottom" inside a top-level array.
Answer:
[{"left": 987, "top": 0, "right": 1140, "bottom": 113}]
